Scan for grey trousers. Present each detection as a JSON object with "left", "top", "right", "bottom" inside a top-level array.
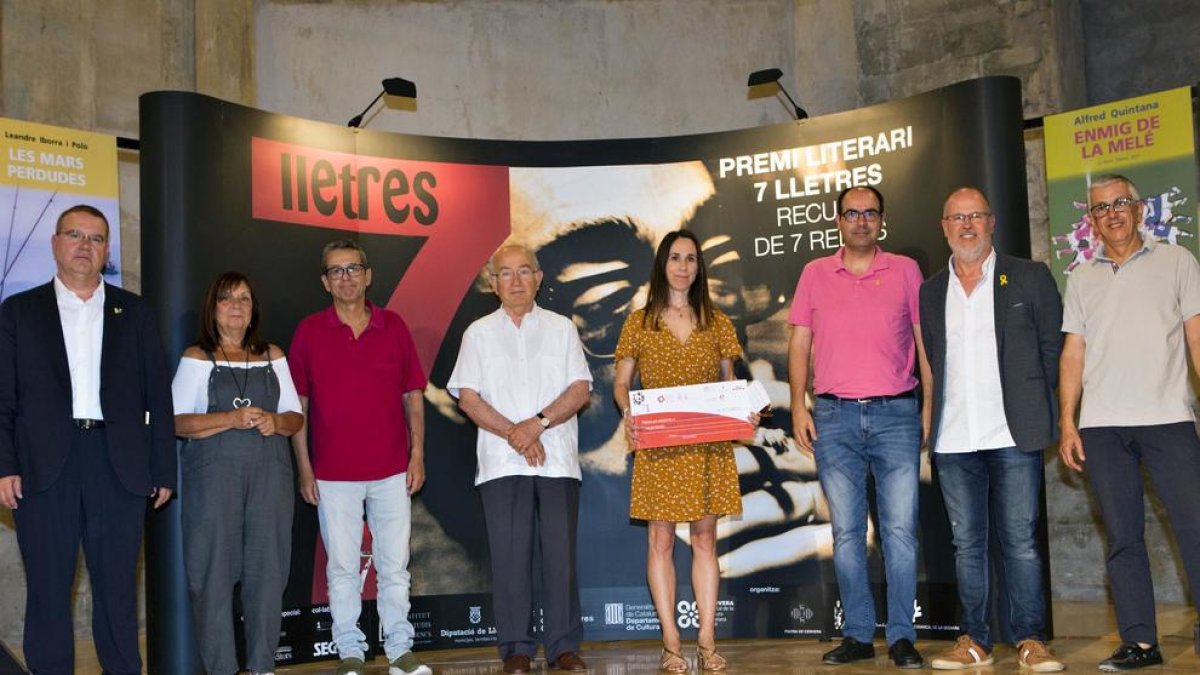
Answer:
[
  {"left": 479, "top": 475, "right": 583, "bottom": 661},
  {"left": 182, "top": 435, "right": 294, "bottom": 674}
]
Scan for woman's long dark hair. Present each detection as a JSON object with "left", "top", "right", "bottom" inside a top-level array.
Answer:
[
  {"left": 642, "top": 229, "right": 715, "bottom": 331},
  {"left": 195, "top": 272, "right": 268, "bottom": 355}
]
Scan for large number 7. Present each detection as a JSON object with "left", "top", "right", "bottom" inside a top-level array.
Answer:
[{"left": 252, "top": 137, "right": 512, "bottom": 371}]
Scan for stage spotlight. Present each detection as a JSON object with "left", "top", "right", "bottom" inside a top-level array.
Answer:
[
  {"left": 747, "top": 68, "right": 808, "bottom": 120},
  {"left": 347, "top": 76, "right": 418, "bottom": 128}
]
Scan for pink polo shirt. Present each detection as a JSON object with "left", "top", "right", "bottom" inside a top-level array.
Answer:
[
  {"left": 289, "top": 302, "right": 427, "bottom": 481},
  {"left": 788, "top": 247, "right": 923, "bottom": 398}
]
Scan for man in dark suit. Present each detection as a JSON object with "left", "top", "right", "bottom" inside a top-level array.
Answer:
[
  {"left": 918, "top": 188, "right": 1063, "bottom": 671},
  {"left": 0, "top": 204, "right": 176, "bottom": 675}
]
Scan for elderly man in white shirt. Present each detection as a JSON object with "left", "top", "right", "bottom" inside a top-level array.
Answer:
[{"left": 448, "top": 244, "right": 592, "bottom": 675}]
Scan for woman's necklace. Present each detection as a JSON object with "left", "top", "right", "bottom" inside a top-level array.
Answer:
[
  {"left": 218, "top": 343, "right": 252, "bottom": 408},
  {"left": 667, "top": 302, "right": 690, "bottom": 319}
]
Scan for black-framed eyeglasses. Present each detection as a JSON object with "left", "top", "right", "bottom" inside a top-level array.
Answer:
[
  {"left": 324, "top": 263, "right": 369, "bottom": 279},
  {"left": 841, "top": 209, "right": 881, "bottom": 223},
  {"left": 56, "top": 229, "right": 107, "bottom": 245},
  {"left": 942, "top": 211, "right": 992, "bottom": 225},
  {"left": 1089, "top": 196, "right": 1138, "bottom": 218}
]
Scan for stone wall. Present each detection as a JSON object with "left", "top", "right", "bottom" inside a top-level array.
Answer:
[{"left": 0, "top": 0, "right": 1196, "bottom": 650}]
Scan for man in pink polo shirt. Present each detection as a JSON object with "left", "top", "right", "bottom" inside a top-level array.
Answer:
[
  {"left": 289, "top": 240, "right": 431, "bottom": 675},
  {"left": 788, "top": 185, "right": 931, "bottom": 669}
]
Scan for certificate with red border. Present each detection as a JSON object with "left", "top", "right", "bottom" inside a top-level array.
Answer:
[{"left": 628, "top": 379, "right": 760, "bottom": 450}]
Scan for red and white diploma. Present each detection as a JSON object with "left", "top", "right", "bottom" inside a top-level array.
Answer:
[{"left": 628, "top": 379, "right": 769, "bottom": 450}]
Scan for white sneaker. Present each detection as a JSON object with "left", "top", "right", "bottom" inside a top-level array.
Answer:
[{"left": 390, "top": 651, "right": 432, "bottom": 675}]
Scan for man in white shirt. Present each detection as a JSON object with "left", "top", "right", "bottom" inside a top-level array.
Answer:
[
  {"left": 448, "top": 244, "right": 592, "bottom": 675},
  {"left": 918, "top": 188, "right": 1064, "bottom": 671}
]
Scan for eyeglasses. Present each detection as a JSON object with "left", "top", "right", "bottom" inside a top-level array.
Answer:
[
  {"left": 324, "top": 263, "right": 369, "bottom": 279},
  {"left": 942, "top": 212, "right": 992, "bottom": 225},
  {"left": 217, "top": 294, "right": 253, "bottom": 305},
  {"left": 840, "top": 209, "right": 881, "bottom": 223},
  {"left": 489, "top": 267, "right": 539, "bottom": 282},
  {"left": 57, "top": 229, "right": 107, "bottom": 245},
  {"left": 1089, "top": 196, "right": 1138, "bottom": 218}
]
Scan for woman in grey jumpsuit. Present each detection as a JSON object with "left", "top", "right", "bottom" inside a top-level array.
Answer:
[{"left": 172, "top": 272, "right": 304, "bottom": 675}]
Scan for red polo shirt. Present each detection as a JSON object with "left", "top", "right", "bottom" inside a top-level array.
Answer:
[{"left": 289, "top": 302, "right": 427, "bottom": 481}]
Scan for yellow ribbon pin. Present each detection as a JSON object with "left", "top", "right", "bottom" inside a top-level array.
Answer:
[{"left": 999, "top": 274, "right": 1008, "bottom": 286}]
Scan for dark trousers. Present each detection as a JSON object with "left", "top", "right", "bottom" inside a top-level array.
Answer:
[
  {"left": 1081, "top": 422, "right": 1200, "bottom": 645},
  {"left": 479, "top": 476, "right": 582, "bottom": 661},
  {"left": 14, "top": 429, "right": 147, "bottom": 675}
]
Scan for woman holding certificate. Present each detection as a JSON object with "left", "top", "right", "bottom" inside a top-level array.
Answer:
[{"left": 614, "top": 229, "right": 748, "bottom": 672}]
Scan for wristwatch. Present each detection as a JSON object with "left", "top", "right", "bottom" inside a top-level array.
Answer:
[{"left": 536, "top": 412, "right": 551, "bottom": 428}]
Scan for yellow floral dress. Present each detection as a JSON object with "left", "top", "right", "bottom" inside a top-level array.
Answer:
[{"left": 615, "top": 307, "right": 744, "bottom": 522}]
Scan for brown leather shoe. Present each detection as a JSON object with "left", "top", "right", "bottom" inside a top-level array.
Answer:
[
  {"left": 502, "top": 654, "right": 532, "bottom": 674},
  {"left": 553, "top": 651, "right": 588, "bottom": 671}
]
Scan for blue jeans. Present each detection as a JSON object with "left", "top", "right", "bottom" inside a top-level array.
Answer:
[
  {"left": 935, "top": 446, "right": 1045, "bottom": 650},
  {"left": 813, "top": 395, "right": 920, "bottom": 645},
  {"left": 317, "top": 473, "right": 416, "bottom": 661}
]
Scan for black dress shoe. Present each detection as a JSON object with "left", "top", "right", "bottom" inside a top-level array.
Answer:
[
  {"left": 888, "top": 639, "right": 924, "bottom": 669},
  {"left": 823, "top": 637, "right": 876, "bottom": 665},
  {"left": 1098, "top": 643, "right": 1163, "bottom": 671}
]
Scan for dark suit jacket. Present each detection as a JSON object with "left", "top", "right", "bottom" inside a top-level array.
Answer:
[
  {"left": 0, "top": 281, "right": 176, "bottom": 494},
  {"left": 919, "top": 254, "right": 1063, "bottom": 452}
]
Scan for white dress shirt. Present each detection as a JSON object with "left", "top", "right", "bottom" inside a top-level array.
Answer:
[
  {"left": 447, "top": 305, "right": 593, "bottom": 485},
  {"left": 54, "top": 276, "right": 105, "bottom": 420},
  {"left": 936, "top": 250, "right": 1016, "bottom": 454}
]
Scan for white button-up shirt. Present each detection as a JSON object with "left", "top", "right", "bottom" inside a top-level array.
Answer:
[
  {"left": 447, "top": 304, "right": 592, "bottom": 485},
  {"left": 936, "top": 250, "right": 1016, "bottom": 454},
  {"left": 54, "top": 276, "right": 105, "bottom": 420}
]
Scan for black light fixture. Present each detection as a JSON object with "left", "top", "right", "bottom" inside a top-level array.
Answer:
[
  {"left": 347, "top": 77, "right": 418, "bottom": 128},
  {"left": 747, "top": 68, "right": 808, "bottom": 120}
]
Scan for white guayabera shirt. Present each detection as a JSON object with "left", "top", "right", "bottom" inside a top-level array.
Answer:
[{"left": 447, "top": 304, "right": 593, "bottom": 485}]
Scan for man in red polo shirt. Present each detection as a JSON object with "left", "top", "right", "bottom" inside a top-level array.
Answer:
[
  {"left": 290, "top": 240, "right": 431, "bottom": 675},
  {"left": 788, "top": 185, "right": 931, "bottom": 669}
]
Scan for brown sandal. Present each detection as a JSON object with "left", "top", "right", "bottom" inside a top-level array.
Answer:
[
  {"left": 698, "top": 644, "right": 728, "bottom": 671},
  {"left": 660, "top": 646, "right": 688, "bottom": 672}
]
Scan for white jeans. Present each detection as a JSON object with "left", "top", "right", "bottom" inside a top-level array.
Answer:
[{"left": 317, "top": 473, "right": 414, "bottom": 661}]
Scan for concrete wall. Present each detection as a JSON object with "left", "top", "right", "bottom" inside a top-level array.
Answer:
[
  {"left": 255, "top": 0, "right": 798, "bottom": 138},
  {"left": 0, "top": 0, "right": 1196, "bottom": 650},
  {"left": 1081, "top": 0, "right": 1200, "bottom": 106}
]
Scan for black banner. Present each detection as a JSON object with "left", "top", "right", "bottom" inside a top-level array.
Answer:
[{"left": 141, "top": 76, "right": 1034, "bottom": 671}]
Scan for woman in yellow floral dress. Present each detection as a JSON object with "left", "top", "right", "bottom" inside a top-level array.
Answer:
[{"left": 613, "top": 229, "right": 750, "bottom": 672}]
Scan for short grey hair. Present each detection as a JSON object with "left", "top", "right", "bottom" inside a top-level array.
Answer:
[
  {"left": 485, "top": 244, "right": 540, "bottom": 275},
  {"left": 321, "top": 239, "right": 369, "bottom": 270},
  {"left": 1089, "top": 174, "right": 1141, "bottom": 203}
]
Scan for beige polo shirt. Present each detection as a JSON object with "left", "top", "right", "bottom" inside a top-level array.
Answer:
[{"left": 1063, "top": 239, "right": 1200, "bottom": 428}]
